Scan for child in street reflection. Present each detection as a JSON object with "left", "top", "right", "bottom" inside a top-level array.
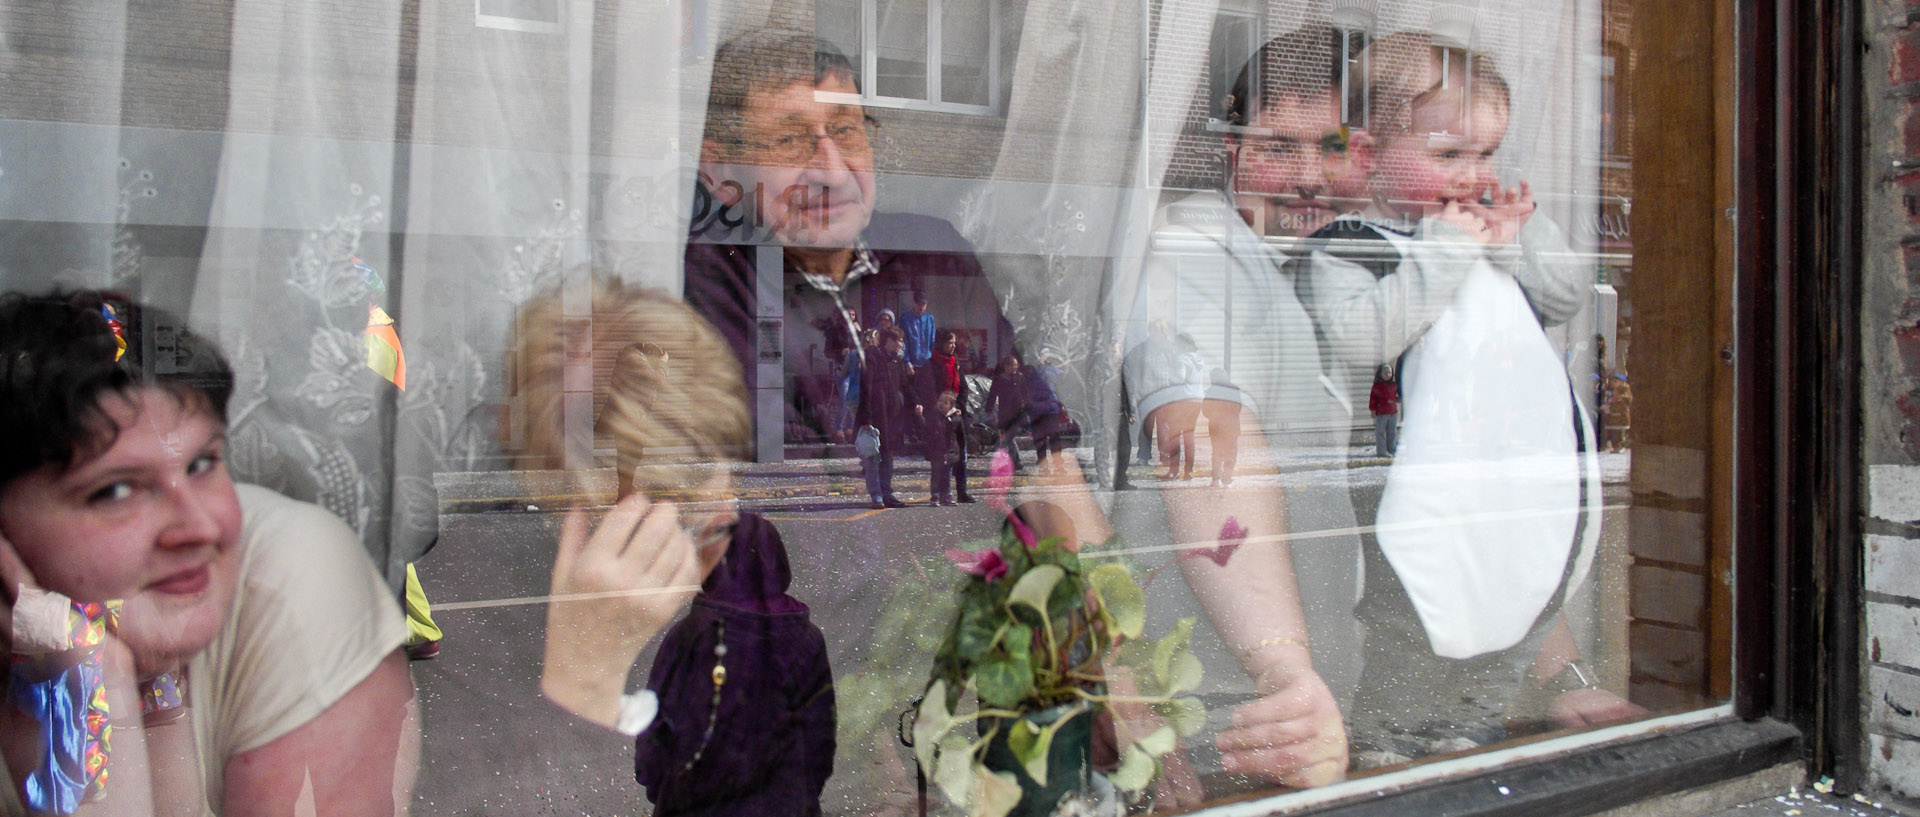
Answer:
[
  {"left": 0, "top": 290, "right": 416, "bottom": 816},
  {"left": 513, "top": 276, "right": 835, "bottom": 817}
]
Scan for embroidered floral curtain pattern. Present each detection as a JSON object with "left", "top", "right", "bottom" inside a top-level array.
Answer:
[{"left": 185, "top": 0, "right": 715, "bottom": 585}]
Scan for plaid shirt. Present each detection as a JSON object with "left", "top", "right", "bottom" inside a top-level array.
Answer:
[
  {"left": 795, "top": 241, "right": 878, "bottom": 370},
  {"left": 795, "top": 240, "right": 878, "bottom": 295}
]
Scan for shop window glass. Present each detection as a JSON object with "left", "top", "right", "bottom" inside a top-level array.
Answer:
[{"left": 0, "top": 0, "right": 1739, "bottom": 814}]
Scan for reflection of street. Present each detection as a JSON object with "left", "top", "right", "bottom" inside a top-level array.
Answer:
[{"left": 408, "top": 447, "right": 1633, "bottom": 816}]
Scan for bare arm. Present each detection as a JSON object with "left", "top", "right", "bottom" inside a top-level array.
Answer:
[
  {"left": 220, "top": 650, "right": 417, "bottom": 817},
  {"left": 0, "top": 533, "right": 155, "bottom": 817},
  {"left": 1163, "top": 404, "right": 1345, "bottom": 787}
]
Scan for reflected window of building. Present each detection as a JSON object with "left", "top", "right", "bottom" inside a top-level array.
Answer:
[
  {"left": 816, "top": 0, "right": 1000, "bottom": 112},
  {"left": 475, "top": 0, "right": 562, "bottom": 33},
  {"left": 1209, "top": 4, "right": 1262, "bottom": 125}
]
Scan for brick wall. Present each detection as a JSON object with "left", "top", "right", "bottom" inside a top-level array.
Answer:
[{"left": 1861, "top": 0, "right": 1920, "bottom": 808}]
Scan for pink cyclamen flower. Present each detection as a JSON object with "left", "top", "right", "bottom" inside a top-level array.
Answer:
[
  {"left": 1008, "top": 515, "right": 1037, "bottom": 549},
  {"left": 946, "top": 547, "right": 1010, "bottom": 582},
  {"left": 985, "top": 450, "right": 1015, "bottom": 512}
]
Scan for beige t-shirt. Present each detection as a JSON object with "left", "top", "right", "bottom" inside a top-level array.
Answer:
[{"left": 0, "top": 483, "right": 406, "bottom": 816}]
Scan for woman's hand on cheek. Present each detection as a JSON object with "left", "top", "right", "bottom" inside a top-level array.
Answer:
[
  {"left": 0, "top": 528, "right": 56, "bottom": 655},
  {"left": 540, "top": 493, "right": 708, "bottom": 729}
]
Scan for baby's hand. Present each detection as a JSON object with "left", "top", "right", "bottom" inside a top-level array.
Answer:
[
  {"left": 1431, "top": 200, "right": 1492, "bottom": 244},
  {"left": 1469, "top": 181, "right": 1535, "bottom": 246}
]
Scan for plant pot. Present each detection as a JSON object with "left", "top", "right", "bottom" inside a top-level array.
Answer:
[{"left": 980, "top": 703, "right": 1095, "bottom": 817}]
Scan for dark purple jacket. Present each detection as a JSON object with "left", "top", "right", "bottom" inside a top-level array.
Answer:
[
  {"left": 634, "top": 513, "right": 834, "bottom": 817},
  {"left": 856, "top": 348, "right": 918, "bottom": 449}
]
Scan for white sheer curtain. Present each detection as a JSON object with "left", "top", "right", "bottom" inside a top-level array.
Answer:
[
  {"left": 179, "top": 0, "right": 722, "bottom": 584},
  {"left": 0, "top": 0, "right": 1601, "bottom": 626},
  {"left": 964, "top": 0, "right": 1600, "bottom": 489}
]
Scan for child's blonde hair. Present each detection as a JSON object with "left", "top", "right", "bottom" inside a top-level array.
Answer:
[
  {"left": 1363, "top": 32, "right": 1511, "bottom": 138},
  {"left": 509, "top": 273, "right": 750, "bottom": 496}
]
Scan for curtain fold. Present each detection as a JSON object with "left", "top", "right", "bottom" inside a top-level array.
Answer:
[
  {"left": 189, "top": 0, "right": 715, "bottom": 583},
  {"left": 190, "top": 0, "right": 410, "bottom": 577}
]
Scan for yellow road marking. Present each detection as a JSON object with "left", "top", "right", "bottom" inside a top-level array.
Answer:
[{"left": 763, "top": 508, "right": 891, "bottom": 522}]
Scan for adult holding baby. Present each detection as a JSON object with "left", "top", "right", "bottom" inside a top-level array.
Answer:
[{"left": 1295, "top": 34, "right": 1644, "bottom": 766}]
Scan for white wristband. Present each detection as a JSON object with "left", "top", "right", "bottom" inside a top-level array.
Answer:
[
  {"left": 13, "top": 586, "right": 76, "bottom": 654},
  {"left": 614, "top": 690, "right": 659, "bottom": 737}
]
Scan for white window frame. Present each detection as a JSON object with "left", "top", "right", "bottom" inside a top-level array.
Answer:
[
  {"left": 842, "top": 0, "right": 1002, "bottom": 115},
  {"left": 1206, "top": 5, "right": 1263, "bottom": 130},
  {"left": 475, "top": 0, "right": 563, "bottom": 34}
]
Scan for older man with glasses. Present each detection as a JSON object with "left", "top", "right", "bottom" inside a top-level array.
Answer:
[{"left": 684, "top": 28, "right": 1013, "bottom": 480}]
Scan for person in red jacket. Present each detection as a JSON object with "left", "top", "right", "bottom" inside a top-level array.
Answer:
[
  {"left": 919, "top": 331, "right": 973, "bottom": 504},
  {"left": 1369, "top": 363, "right": 1400, "bottom": 458}
]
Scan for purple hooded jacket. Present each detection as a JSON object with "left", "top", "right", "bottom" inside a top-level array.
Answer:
[{"left": 633, "top": 513, "right": 834, "bottom": 816}]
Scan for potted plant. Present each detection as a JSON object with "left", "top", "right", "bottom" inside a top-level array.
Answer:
[{"left": 911, "top": 506, "right": 1207, "bottom": 817}]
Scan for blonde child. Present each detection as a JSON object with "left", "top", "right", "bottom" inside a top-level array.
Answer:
[{"left": 1298, "top": 35, "right": 1640, "bottom": 767}]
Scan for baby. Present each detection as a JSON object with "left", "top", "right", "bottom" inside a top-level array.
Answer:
[{"left": 1298, "top": 35, "right": 1640, "bottom": 767}]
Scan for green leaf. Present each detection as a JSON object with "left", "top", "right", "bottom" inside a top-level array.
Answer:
[
  {"left": 1008, "top": 564, "right": 1065, "bottom": 618},
  {"left": 1137, "top": 724, "right": 1178, "bottom": 757},
  {"left": 1045, "top": 575, "right": 1085, "bottom": 623},
  {"left": 1114, "top": 637, "right": 1154, "bottom": 672},
  {"left": 999, "top": 532, "right": 1033, "bottom": 571},
  {"left": 1087, "top": 562, "right": 1145, "bottom": 640},
  {"left": 913, "top": 680, "right": 954, "bottom": 775},
  {"left": 1151, "top": 618, "right": 1196, "bottom": 687},
  {"left": 1150, "top": 696, "right": 1208, "bottom": 738},
  {"left": 954, "top": 595, "right": 1001, "bottom": 663},
  {"left": 1005, "top": 718, "right": 1038, "bottom": 778},
  {"left": 1166, "top": 651, "right": 1204, "bottom": 694},
  {"left": 970, "top": 767, "right": 1024, "bottom": 817},
  {"left": 975, "top": 657, "right": 1035, "bottom": 709},
  {"left": 1109, "top": 745, "right": 1158, "bottom": 792},
  {"left": 1058, "top": 549, "right": 1081, "bottom": 573},
  {"left": 1003, "top": 623, "right": 1034, "bottom": 661},
  {"left": 934, "top": 731, "right": 980, "bottom": 808},
  {"left": 1011, "top": 706, "right": 1080, "bottom": 784}
]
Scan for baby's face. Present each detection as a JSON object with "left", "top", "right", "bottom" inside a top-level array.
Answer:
[{"left": 1375, "top": 95, "right": 1509, "bottom": 215}]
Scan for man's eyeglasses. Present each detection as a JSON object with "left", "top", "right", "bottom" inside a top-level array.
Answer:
[{"left": 741, "top": 116, "right": 877, "bottom": 165}]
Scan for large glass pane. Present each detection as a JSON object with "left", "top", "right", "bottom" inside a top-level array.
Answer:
[
  {"left": 817, "top": 0, "right": 865, "bottom": 88},
  {"left": 940, "top": 0, "right": 992, "bottom": 106},
  {"left": 875, "top": 0, "right": 929, "bottom": 99},
  {"left": 0, "top": 0, "right": 1736, "bottom": 814}
]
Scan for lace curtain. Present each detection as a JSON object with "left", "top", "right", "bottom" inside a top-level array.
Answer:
[
  {"left": 0, "top": 0, "right": 1598, "bottom": 591},
  {"left": 187, "top": 0, "right": 722, "bottom": 585}
]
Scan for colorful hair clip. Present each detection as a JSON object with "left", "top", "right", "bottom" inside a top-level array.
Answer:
[{"left": 99, "top": 304, "right": 125, "bottom": 363}]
